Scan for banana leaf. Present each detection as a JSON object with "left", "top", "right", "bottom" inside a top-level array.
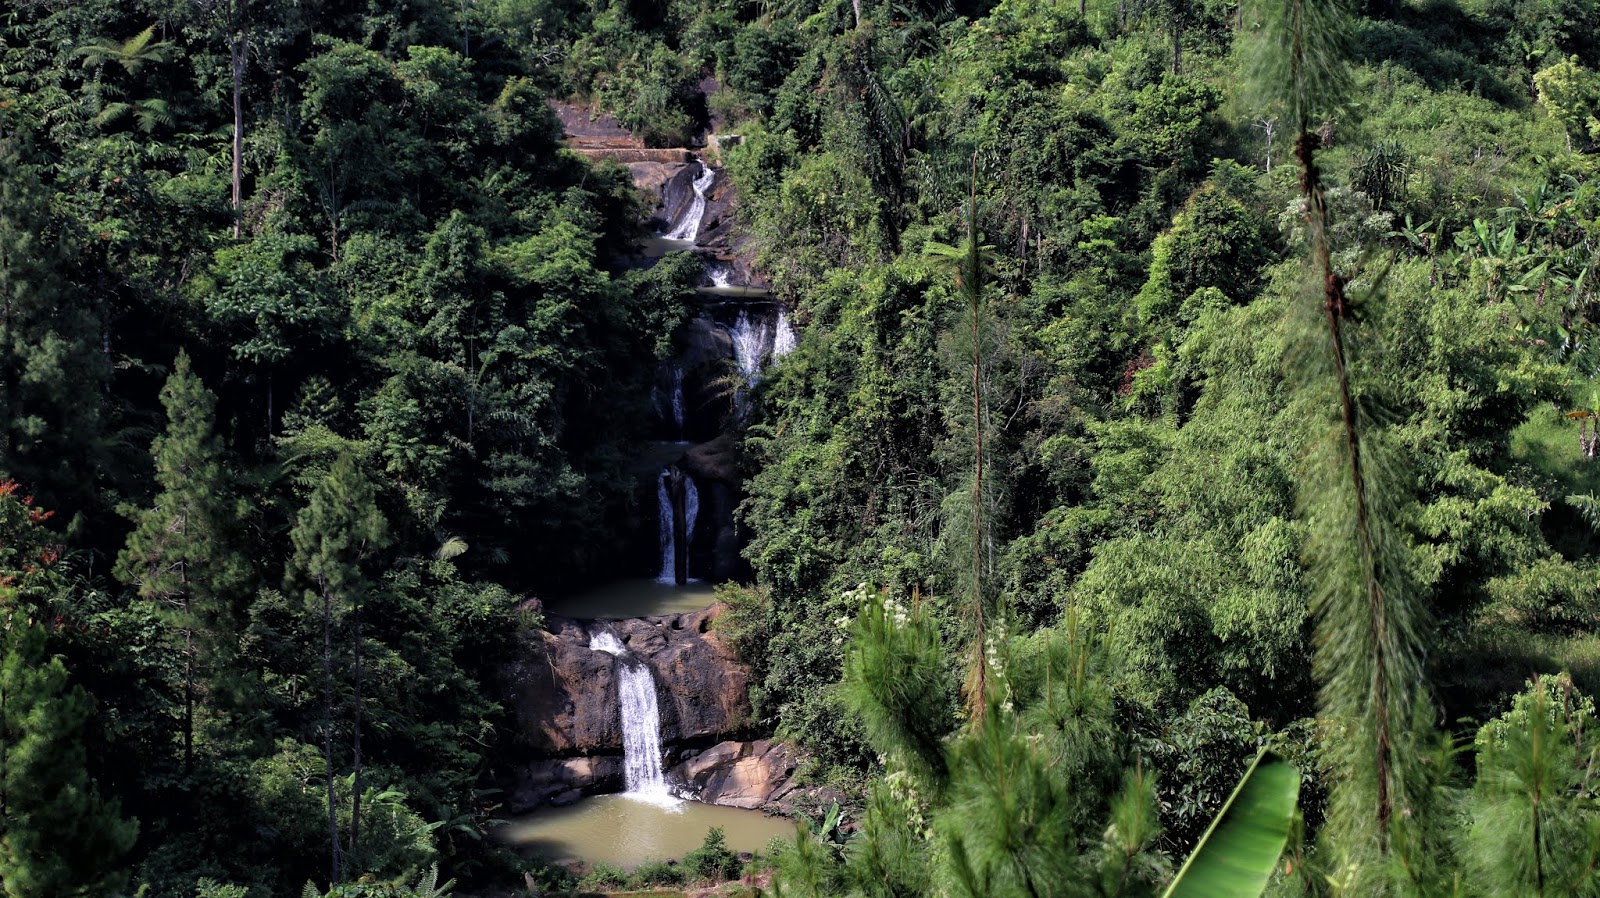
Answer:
[{"left": 1161, "top": 748, "right": 1301, "bottom": 898}]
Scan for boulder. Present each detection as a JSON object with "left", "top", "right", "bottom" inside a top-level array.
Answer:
[{"left": 670, "top": 739, "right": 796, "bottom": 809}]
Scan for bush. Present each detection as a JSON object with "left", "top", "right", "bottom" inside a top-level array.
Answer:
[
  {"left": 577, "top": 861, "right": 628, "bottom": 891},
  {"left": 683, "top": 826, "right": 740, "bottom": 881},
  {"left": 629, "top": 859, "right": 687, "bottom": 887}
]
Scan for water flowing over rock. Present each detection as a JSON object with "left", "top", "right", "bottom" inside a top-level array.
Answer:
[
  {"left": 656, "top": 466, "right": 700, "bottom": 584},
  {"left": 501, "top": 605, "right": 754, "bottom": 763},
  {"left": 588, "top": 629, "right": 674, "bottom": 805},
  {"left": 665, "top": 164, "right": 716, "bottom": 241},
  {"left": 773, "top": 307, "right": 797, "bottom": 358}
]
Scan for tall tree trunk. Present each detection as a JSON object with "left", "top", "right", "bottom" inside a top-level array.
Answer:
[
  {"left": 231, "top": 33, "right": 243, "bottom": 240},
  {"left": 180, "top": 564, "right": 194, "bottom": 776},
  {"left": 964, "top": 158, "right": 988, "bottom": 720},
  {"left": 321, "top": 582, "right": 341, "bottom": 885},
  {"left": 1172, "top": 6, "right": 1183, "bottom": 73},
  {"left": 348, "top": 593, "right": 363, "bottom": 869},
  {"left": 1297, "top": 129, "right": 1396, "bottom": 849},
  {"left": 183, "top": 622, "right": 194, "bottom": 775}
]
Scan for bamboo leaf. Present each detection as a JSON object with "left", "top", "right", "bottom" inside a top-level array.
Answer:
[{"left": 1161, "top": 749, "right": 1301, "bottom": 898}]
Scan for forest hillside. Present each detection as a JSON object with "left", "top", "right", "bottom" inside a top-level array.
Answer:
[{"left": 2, "top": 0, "right": 1600, "bottom": 895}]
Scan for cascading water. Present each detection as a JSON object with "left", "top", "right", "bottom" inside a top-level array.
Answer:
[
  {"left": 683, "top": 475, "right": 699, "bottom": 552},
  {"left": 665, "top": 164, "right": 716, "bottom": 242},
  {"left": 656, "top": 474, "right": 675, "bottom": 583},
  {"left": 773, "top": 307, "right": 797, "bottom": 358},
  {"left": 656, "top": 468, "right": 699, "bottom": 584},
  {"left": 707, "top": 262, "right": 734, "bottom": 288},
  {"left": 588, "top": 630, "right": 676, "bottom": 807},
  {"left": 728, "top": 310, "right": 771, "bottom": 386},
  {"left": 653, "top": 365, "right": 685, "bottom": 438},
  {"left": 670, "top": 368, "right": 686, "bottom": 436}
]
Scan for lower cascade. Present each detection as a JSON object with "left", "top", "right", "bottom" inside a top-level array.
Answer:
[{"left": 589, "top": 630, "right": 677, "bottom": 807}]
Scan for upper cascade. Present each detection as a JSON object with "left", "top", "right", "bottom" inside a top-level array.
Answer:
[{"left": 665, "top": 163, "right": 716, "bottom": 242}]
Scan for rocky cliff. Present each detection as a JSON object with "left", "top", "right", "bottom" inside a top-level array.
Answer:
[
  {"left": 501, "top": 603, "right": 768, "bottom": 811},
  {"left": 502, "top": 604, "right": 754, "bottom": 755}
]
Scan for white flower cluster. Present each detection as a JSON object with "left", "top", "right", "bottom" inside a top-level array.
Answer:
[
  {"left": 883, "top": 769, "right": 933, "bottom": 842},
  {"left": 880, "top": 593, "right": 910, "bottom": 628},
  {"left": 833, "top": 583, "right": 915, "bottom": 643},
  {"left": 983, "top": 617, "right": 1008, "bottom": 674}
]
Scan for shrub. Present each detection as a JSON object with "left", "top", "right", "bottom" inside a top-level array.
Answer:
[
  {"left": 683, "top": 826, "right": 740, "bottom": 880},
  {"left": 577, "top": 861, "right": 628, "bottom": 891},
  {"left": 629, "top": 859, "right": 687, "bottom": 887}
]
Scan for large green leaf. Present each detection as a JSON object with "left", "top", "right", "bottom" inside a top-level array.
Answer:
[{"left": 1161, "top": 749, "right": 1301, "bottom": 898}]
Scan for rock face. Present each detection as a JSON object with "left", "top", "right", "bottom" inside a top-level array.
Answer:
[
  {"left": 501, "top": 604, "right": 754, "bottom": 759},
  {"left": 509, "top": 756, "right": 624, "bottom": 812},
  {"left": 669, "top": 739, "right": 796, "bottom": 809}
]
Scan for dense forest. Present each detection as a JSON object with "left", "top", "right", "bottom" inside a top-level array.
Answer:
[{"left": 3, "top": 0, "right": 1600, "bottom": 894}]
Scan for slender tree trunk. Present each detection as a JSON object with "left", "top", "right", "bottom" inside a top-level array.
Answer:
[
  {"left": 669, "top": 467, "right": 688, "bottom": 585},
  {"left": 321, "top": 582, "right": 341, "bottom": 884},
  {"left": 349, "top": 593, "right": 363, "bottom": 869},
  {"left": 183, "top": 622, "right": 194, "bottom": 775},
  {"left": 965, "top": 160, "right": 987, "bottom": 719},
  {"left": 180, "top": 563, "right": 194, "bottom": 776},
  {"left": 1172, "top": 7, "right": 1183, "bottom": 74},
  {"left": 231, "top": 33, "right": 244, "bottom": 240},
  {"left": 1297, "top": 130, "right": 1396, "bottom": 848}
]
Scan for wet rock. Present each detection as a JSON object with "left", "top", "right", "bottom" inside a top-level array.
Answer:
[
  {"left": 500, "top": 604, "right": 754, "bottom": 760},
  {"left": 654, "top": 163, "right": 704, "bottom": 234},
  {"left": 683, "top": 433, "right": 739, "bottom": 485},
  {"left": 678, "top": 314, "right": 733, "bottom": 370}
]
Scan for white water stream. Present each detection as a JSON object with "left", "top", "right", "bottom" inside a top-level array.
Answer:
[
  {"left": 665, "top": 164, "right": 716, "bottom": 242},
  {"left": 588, "top": 631, "right": 676, "bottom": 807},
  {"left": 655, "top": 470, "right": 699, "bottom": 584}
]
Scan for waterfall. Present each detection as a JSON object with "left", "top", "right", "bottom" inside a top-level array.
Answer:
[
  {"left": 588, "top": 630, "right": 676, "bottom": 806},
  {"left": 728, "top": 310, "right": 771, "bottom": 386},
  {"left": 665, "top": 164, "right": 716, "bottom": 242},
  {"left": 670, "top": 367, "right": 685, "bottom": 437},
  {"left": 684, "top": 475, "right": 699, "bottom": 553},
  {"left": 655, "top": 467, "right": 699, "bottom": 584},
  {"left": 773, "top": 307, "right": 797, "bottom": 358},
  {"left": 708, "top": 263, "right": 733, "bottom": 288},
  {"left": 651, "top": 365, "right": 686, "bottom": 439},
  {"left": 656, "top": 472, "right": 675, "bottom": 583}
]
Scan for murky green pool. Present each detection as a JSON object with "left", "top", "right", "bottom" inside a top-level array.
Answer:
[
  {"left": 543, "top": 579, "right": 720, "bottom": 620},
  {"left": 498, "top": 794, "right": 797, "bottom": 870}
]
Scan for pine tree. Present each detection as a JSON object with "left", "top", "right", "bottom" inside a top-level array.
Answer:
[
  {"left": 1248, "top": 0, "right": 1443, "bottom": 889},
  {"left": 115, "top": 351, "right": 248, "bottom": 775},
  {"left": 288, "top": 454, "right": 390, "bottom": 885},
  {"left": 924, "top": 157, "right": 1000, "bottom": 719},
  {"left": 0, "top": 620, "right": 139, "bottom": 898}
]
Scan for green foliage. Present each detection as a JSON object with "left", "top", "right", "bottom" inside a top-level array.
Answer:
[
  {"left": 0, "top": 489, "right": 138, "bottom": 897},
  {"left": 0, "top": 618, "right": 140, "bottom": 897},
  {"left": 1536, "top": 56, "right": 1600, "bottom": 150},
  {"left": 683, "top": 827, "right": 741, "bottom": 881},
  {"left": 1465, "top": 674, "right": 1600, "bottom": 897}
]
